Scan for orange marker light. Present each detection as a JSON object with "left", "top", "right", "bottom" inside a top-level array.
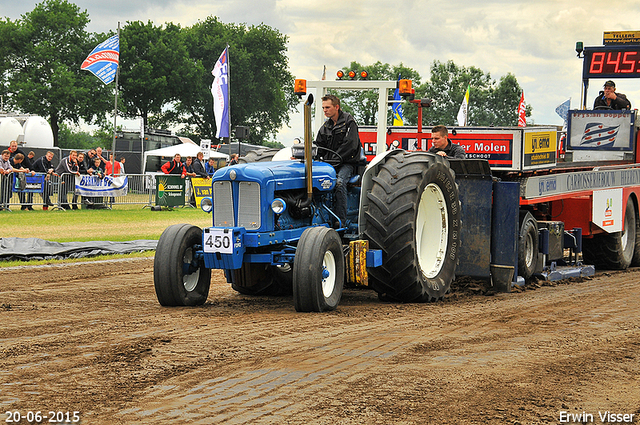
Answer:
[
  {"left": 348, "top": 71, "right": 356, "bottom": 79},
  {"left": 398, "top": 79, "right": 412, "bottom": 96},
  {"left": 337, "top": 70, "right": 345, "bottom": 79},
  {"left": 360, "top": 70, "right": 369, "bottom": 79},
  {"left": 294, "top": 79, "right": 307, "bottom": 96}
]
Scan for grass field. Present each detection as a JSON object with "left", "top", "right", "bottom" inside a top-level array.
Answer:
[
  {"left": 0, "top": 205, "right": 213, "bottom": 267},
  {"left": 0, "top": 204, "right": 212, "bottom": 242}
]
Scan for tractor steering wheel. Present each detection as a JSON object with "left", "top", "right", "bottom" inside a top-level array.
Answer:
[
  {"left": 594, "top": 106, "right": 613, "bottom": 110},
  {"left": 316, "top": 146, "right": 344, "bottom": 167}
]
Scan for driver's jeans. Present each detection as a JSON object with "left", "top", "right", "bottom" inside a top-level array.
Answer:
[{"left": 334, "top": 164, "right": 354, "bottom": 225}]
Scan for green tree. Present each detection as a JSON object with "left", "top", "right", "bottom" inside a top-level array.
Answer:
[
  {"left": 170, "top": 17, "right": 298, "bottom": 144},
  {"left": 119, "top": 21, "right": 192, "bottom": 129},
  {"left": 2, "top": 0, "right": 112, "bottom": 146},
  {"left": 417, "top": 60, "right": 531, "bottom": 127},
  {"left": 0, "top": 18, "right": 18, "bottom": 105},
  {"left": 333, "top": 61, "right": 422, "bottom": 126}
]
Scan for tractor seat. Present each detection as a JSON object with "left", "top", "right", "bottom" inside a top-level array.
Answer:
[{"left": 347, "top": 148, "right": 368, "bottom": 187}]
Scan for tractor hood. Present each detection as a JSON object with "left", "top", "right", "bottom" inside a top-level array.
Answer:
[{"left": 212, "top": 160, "right": 336, "bottom": 191}]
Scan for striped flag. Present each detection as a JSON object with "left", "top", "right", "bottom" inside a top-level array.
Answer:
[
  {"left": 457, "top": 84, "right": 470, "bottom": 126},
  {"left": 211, "top": 47, "right": 230, "bottom": 138},
  {"left": 518, "top": 91, "right": 526, "bottom": 127},
  {"left": 579, "top": 122, "right": 619, "bottom": 148},
  {"left": 80, "top": 35, "right": 119, "bottom": 84}
]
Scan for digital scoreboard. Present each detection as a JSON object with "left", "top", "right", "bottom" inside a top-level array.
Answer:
[{"left": 583, "top": 46, "right": 640, "bottom": 79}]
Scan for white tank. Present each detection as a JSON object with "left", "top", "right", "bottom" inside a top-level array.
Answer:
[
  {"left": 23, "top": 116, "right": 54, "bottom": 147},
  {"left": 0, "top": 117, "right": 24, "bottom": 145}
]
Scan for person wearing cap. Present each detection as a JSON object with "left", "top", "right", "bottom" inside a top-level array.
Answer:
[{"left": 594, "top": 80, "right": 631, "bottom": 110}]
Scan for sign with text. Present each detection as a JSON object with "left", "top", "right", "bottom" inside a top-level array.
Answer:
[
  {"left": 191, "top": 177, "right": 212, "bottom": 207},
  {"left": 592, "top": 188, "right": 623, "bottom": 233},
  {"left": 524, "top": 131, "right": 556, "bottom": 167},
  {"left": 155, "top": 175, "right": 185, "bottom": 207},
  {"left": 568, "top": 110, "right": 634, "bottom": 151},
  {"left": 75, "top": 175, "right": 128, "bottom": 197},
  {"left": 13, "top": 173, "right": 45, "bottom": 193},
  {"left": 603, "top": 31, "right": 640, "bottom": 45}
]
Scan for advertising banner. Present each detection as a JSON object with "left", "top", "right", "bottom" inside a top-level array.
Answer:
[
  {"left": 155, "top": 175, "right": 185, "bottom": 207},
  {"left": 524, "top": 131, "right": 556, "bottom": 167},
  {"left": 191, "top": 178, "right": 212, "bottom": 207},
  {"left": 568, "top": 110, "right": 634, "bottom": 151},
  {"left": 13, "top": 173, "right": 45, "bottom": 193},
  {"left": 75, "top": 175, "right": 128, "bottom": 197}
]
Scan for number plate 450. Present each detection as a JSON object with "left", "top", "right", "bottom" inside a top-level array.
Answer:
[{"left": 203, "top": 228, "right": 235, "bottom": 254}]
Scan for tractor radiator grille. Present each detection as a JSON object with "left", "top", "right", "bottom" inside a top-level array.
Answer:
[
  {"left": 213, "top": 181, "right": 234, "bottom": 227},
  {"left": 237, "top": 182, "right": 261, "bottom": 229}
]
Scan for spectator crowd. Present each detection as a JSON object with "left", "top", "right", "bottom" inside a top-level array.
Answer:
[{"left": 0, "top": 142, "right": 126, "bottom": 211}]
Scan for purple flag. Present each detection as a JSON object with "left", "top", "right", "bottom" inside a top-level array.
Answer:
[
  {"left": 211, "top": 48, "right": 230, "bottom": 138},
  {"left": 81, "top": 35, "right": 119, "bottom": 85}
]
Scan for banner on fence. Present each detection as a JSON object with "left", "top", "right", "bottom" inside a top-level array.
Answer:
[
  {"left": 191, "top": 177, "right": 212, "bottom": 207},
  {"left": 13, "top": 174, "right": 46, "bottom": 193},
  {"left": 75, "top": 175, "right": 129, "bottom": 197},
  {"left": 155, "top": 175, "right": 185, "bottom": 207}
]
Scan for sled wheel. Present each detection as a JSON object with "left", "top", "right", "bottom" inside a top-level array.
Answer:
[
  {"left": 293, "top": 226, "right": 344, "bottom": 312},
  {"left": 363, "top": 151, "right": 461, "bottom": 302},
  {"left": 518, "top": 211, "right": 539, "bottom": 280},
  {"left": 154, "top": 224, "right": 211, "bottom": 306},
  {"left": 583, "top": 196, "right": 636, "bottom": 270}
]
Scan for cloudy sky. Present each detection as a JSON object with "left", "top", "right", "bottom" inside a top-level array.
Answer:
[{"left": 4, "top": 0, "right": 640, "bottom": 144}]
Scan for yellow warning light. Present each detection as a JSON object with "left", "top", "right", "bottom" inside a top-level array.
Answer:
[{"left": 294, "top": 79, "right": 307, "bottom": 97}]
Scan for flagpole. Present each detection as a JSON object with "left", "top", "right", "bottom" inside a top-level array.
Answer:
[{"left": 110, "top": 22, "right": 121, "bottom": 174}]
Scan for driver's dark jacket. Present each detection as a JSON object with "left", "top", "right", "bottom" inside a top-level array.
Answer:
[
  {"left": 315, "top": 110, "right": 361, "bottom": 164},
  {"left": 593, "top": 92, "right": 631, "bottom": 110}
]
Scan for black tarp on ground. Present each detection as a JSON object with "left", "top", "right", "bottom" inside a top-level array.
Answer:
[{"left": 0, "top": 237, "right": 157, "bottom": 261}]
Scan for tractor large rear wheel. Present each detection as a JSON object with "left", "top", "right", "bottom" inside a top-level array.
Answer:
[{"left": 363, "top": 152, "right": 461, "bottom": 302}]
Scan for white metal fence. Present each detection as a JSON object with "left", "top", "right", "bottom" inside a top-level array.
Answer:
[{"left": 0, "top": 173, "right": 189, "bottom": 211}]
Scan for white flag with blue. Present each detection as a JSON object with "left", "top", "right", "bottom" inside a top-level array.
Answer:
[
  {"left": 211, "top": 47, "right": 230, "bottom": 138},
  {"left": 80, "top": 35, "right": 119, "bottom": 85},
  {"left": 555, "top": 99, "right": 570, "bottom": 128}
]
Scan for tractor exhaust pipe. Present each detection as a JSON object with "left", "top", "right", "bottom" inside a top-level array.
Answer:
[{"left": 298, "top": 93, "right": 314, "bottom": 209}]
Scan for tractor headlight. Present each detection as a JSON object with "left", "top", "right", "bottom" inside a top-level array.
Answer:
[
  {"left": 271, "top": 198, "right": 287, "bottom": 214},
  {"left": 200, "top": 197, "right": 213, "bottom": 213}
]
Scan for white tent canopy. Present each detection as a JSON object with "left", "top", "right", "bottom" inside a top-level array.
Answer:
[
  {"left": 144, "top": 144, "right": 228, "bottom": 162},
  {"left": 143, "top": 144, "right": 228, "bottom": 173}
]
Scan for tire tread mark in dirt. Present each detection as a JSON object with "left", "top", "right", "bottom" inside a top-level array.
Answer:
[{"left": 119, "top": 331, "right": 411, "bottom": 423}]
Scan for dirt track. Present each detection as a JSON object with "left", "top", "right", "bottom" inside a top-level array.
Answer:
[{"left": 1, "top": 259, "right": 639, "bottom": 424}]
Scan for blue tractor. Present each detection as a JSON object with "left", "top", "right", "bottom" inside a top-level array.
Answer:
[{"left": 154, "top": 93, "right": 462, "bottom": 312}]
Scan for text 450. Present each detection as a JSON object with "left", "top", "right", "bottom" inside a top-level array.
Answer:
[{"left": 5, "top": 411, "right": 80, "bottom": 423}]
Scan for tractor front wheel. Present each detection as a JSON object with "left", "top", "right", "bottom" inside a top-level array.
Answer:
[
  {"left": 293, "top": 226, "right": 344, "bottom": 312},
  {"left": 154, "top": 224, "right": 211, "bottom": 306}
]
